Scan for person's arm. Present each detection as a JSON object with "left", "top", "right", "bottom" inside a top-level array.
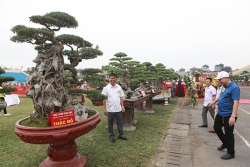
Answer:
[
  {"left": 120, "top": 97, "right": 125, "bottom": 112},
  {"left": 103, "top": 99, "right": 108, "bottom": 116},
  {"left": 229, "top": 100, "right": 239, "bottom": 126},
  {"left": 208, "top": 94, "right": 220, "bottom": 106},
  {"left": 102, "top": 88, "right": 108, "bottom": 116},
  {"left": 211, "top": 94, "right": 216, "bottom": 110}
]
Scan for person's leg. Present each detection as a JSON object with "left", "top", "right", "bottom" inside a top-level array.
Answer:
[
  {"left": 201, "top": 106, "right": 208, "bottom": 126},
  {"left": 173, "top": 88, "right": 176, "bottom": 97},
  {"left": 116, "top": 111, "right": 124, "bottom": 137},
  {"left": 208, "top": 106, "right": 215, "bottom": 120},
  {"left": 0, "top": 97, "right": 7, "bottom": 114},
  {"left": 108, "top": 112, "right": 116, "bottom": 139},
  {"left": 214, "top": 114, "right": 226, "bottom": 146},
  {"left": 223, "top": 116, "right": 237, "bottom": 155}
]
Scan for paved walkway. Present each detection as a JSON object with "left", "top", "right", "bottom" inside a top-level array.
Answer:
[{"left": 152, "top": 98, "right": 249, "bottom": 167}]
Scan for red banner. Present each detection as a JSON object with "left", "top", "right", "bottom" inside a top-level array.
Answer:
[{"left": 48, "top": 110, "right": 76, "bottom": 127}]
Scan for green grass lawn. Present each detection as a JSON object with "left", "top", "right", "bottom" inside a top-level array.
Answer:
[{"left": 0, "top": 96, "right": 177, "bottom": 167}]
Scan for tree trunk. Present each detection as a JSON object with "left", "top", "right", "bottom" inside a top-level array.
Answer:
[{"left": 26, "top": 44, "right": 68, "bottom": 118}]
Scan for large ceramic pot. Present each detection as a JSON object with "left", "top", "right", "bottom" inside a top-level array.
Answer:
[
  {"left": 15, "top": 110, "right": 101, "bottom": 167},
  {"left": 0, "top": 101, "right": 7, "bottom": 112}
]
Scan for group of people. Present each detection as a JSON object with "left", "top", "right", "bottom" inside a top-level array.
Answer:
[
  {"left": 171, "top": 77, "right": 182, "bottom": 97},
  {"left": 199, "top": 71, "right": 240, "bottom": 160}
]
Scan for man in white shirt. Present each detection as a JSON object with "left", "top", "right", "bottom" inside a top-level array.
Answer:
[
  {"left": 102, "top": 73, "right": 127, "bottom": 143},
  {"left": 208, "top": 79, "right": 223, "bottom": 133},
  {"left": 199, "top": 78, "right": 216, "bottom": 128}
]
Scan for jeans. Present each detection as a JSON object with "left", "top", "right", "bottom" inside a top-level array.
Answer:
[
  {"left": 108, "top": 111, "right": 124, "bottom": 138},
  {"left": 213, "top": 114, "right": 237, "bottom": 155}
]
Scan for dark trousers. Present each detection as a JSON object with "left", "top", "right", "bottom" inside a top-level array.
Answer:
[
  {"left": 108, "top": 111, "right": 124, "bottom": 138},
  {"left": 213, "top": 114, "right": 237, "bottom": 155},
  {"left": 178, "top": 86, "right": 182, "bottom": 97},
  {"left": 171, "top": 88, "right": 176, "bottom": 97},
  {"left": 0, "top": 97, "right": 7, "bottom": 114},
  {"left": 202, "top": 106, "right": 215, "bottom": 126}
]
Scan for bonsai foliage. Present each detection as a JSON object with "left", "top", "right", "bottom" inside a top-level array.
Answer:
[
  {"left": 10, "top": 12, "right": 103, "bottom": 118},
  {"left": 0, "top": 68, "right": 17, "bottom": 93},
  {"left": 102, "top": 52, "right": 133, "bottom": 88},
  {"left": 81, "top": 68, "right": 106, "bottom": 89}
]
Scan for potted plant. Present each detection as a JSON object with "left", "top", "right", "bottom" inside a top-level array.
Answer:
[{"left": 11, "top": 12, "right": 102, "bottom": 167}]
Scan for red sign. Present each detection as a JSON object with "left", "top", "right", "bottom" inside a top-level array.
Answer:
[{"left": 48, "top": 110, "right": 76, "bottom": 127}]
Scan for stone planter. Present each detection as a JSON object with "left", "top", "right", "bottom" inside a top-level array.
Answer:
[
  {"left": 15, "top": 110, "right": 101, "bottom": 167},
  {"left": 68, "top": 94, "right": 84, "bottom": 104}
]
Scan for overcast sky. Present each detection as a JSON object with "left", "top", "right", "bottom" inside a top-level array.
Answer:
[{"left": 0, "top": 0, "right": 249, "bottom": 72}]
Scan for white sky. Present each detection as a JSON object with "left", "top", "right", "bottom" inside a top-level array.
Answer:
[{"left": 0, "top": 0, "right": 249, "bottom": 71}]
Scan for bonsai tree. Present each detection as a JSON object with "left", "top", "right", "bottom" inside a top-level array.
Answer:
[
  {"left": 102, "top": 52, "right": 134, "bottom": 99},
  {"left": 131, "top": 62, "right": 157, "bottom": 93},
  {"left": 0, "top": 68, "right": 17, "bottom": 93},
  {"left": 10, "top": 12, "right": 103, "bottom": 118}
]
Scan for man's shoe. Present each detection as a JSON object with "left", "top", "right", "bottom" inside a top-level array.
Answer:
[
  {"left": 208, "top": 129, "right": 215, "bottom": 133},
  {"left": 109, "top": 138, "right": 115, "bottom": 143},
  {"left": 118, "top": 136, "right": 127, "bottom": 140},
  {"left": 217, "top": 144, "right": 227, "bottom": 151},
  {"left": 199, "top": 125, "right": 208, "bottom": 127},
  {"left": 4, "top": 114, "right": 11, "bottom": 116},
  {"left": 221, "top": 153, "right": 235, "bottom": 160}
]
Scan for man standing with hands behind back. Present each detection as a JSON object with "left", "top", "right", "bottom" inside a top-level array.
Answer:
[
  {"left": 102, "top": 73, "right": 127, "bottom": 143},
  {"left": 209, "top": 71, "right": 240, "bottom": 160}
]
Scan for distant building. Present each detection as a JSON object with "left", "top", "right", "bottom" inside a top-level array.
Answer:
[
  {"left": 232, "top": 64, "right": 250, "bottom": 75},
  {"left": 214, "top": 63, "right": 224, "bottom": 72},
  {"left": 190, "top": 67, "right": 198, "bottom": 73},
  {"left": 176, "top": 68, "right": 186, "bottom": 76},
  {"left": 202, "top": 64, "right": 210, "bottom": 72}
]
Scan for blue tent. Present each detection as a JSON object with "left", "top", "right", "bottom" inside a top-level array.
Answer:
[{"left": 1, "top": 71, "right": 28, "bottom": 82}]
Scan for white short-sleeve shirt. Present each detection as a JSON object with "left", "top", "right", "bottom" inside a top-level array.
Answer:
[
  {"left": 204, "top": 85, "right": 216, "bottom": 106},
  {"left": 102, "top": 83, "right": 125, "bottom": 112}
]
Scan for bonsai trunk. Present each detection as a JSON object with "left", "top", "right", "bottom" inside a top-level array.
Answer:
[{"left": 26, "top": 44, "right": 68, "bottom": 118}]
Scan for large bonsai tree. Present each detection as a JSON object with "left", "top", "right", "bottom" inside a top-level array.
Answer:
[
  {"left": 0, "top": 68, "right": 17, "bottom": 93},
  {"left": 10, "top": 12, "right": 103, "bottom": 118}
]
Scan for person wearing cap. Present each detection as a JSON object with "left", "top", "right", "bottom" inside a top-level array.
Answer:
[
  {"left": 209, "top": 71, "right": 240, "bottom": 160},
  {"left": 199, "top": 77, "right": 216, "bottom": 128},
  {"left": 102, "top": 73, "right": 127, "bottom": 143},
  {"left": 208, "top": 77, "right": 223, "bottom": 133}
]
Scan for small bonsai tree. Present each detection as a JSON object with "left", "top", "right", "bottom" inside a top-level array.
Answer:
[
  {"left": 102, "top": 52, "right": 134, "bottom": 99},
  {"left": 0, "top": 68, "right": 17, "bottom": 93},
  {"left": 10, "top": 12, "right": 103, "bottom": 118}
]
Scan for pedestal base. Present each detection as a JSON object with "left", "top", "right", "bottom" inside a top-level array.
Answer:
[
  {"left": 123, "top": 125, "right": 136, "bottom": 131},
  {"left": 40, "top": 153, "right": 86, "bottom": 167}
]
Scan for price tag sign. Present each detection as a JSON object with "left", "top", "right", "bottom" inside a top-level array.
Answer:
[
  {"left": 141, "top": 91, "right": 146, "bottom": 97},
  {"left": 48, "top": 110, "right": 76, "bottom": 127}
]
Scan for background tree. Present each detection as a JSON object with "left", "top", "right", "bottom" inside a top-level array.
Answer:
[
  {"left": 221, "top": 66, "right": 232, "bottom": 72},
  {"left": 10, "top": 12, "right": 102, "bottom": 118},
  {"left": 81, "top": 68, "right": 106, "bottom": 89}
]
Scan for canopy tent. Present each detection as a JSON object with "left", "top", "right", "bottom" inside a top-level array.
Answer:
[{"left": 1, "top": 70, "right": 28, "bottom": 83}]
